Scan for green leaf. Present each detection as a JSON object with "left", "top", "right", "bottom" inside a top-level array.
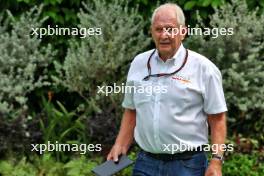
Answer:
[
  {"left": 202, "top": 0, "right": 212, "bottom": 7},
  {"left": 17, "top": 0, "right": 32, "bottom": 3},
  {"left": 184, "top": 1, "right": 197, "bottom": 10},
  {"left": 260, "top": 0, "right": 264, "bottom": 7},
  {"left": 211, "top": 0, "right": 222, "bottom": 8},
  {"left": 0, "top": 161, "right": 13, "bottom": 174},
  {"left": 59, "top": 127, "right": 74, "bottom": 141}
]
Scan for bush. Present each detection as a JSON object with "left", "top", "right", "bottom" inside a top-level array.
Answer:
[
  {"left": 0, "top": 157, "right": 37, "bottom": 176},
  {"left": 38, "top": 98, "right": 88, "bottom": 162},
  {"left": 0, "top": 154, "right": 100, "bottom": 176},
  {"left": 0, "top": 112, "right": 42, "bottom": 158},
  {"left": 52, "top": 0, "right": 151, "bottom": 146},
  {"left": 223, "top": 152, "right": 264, "bottom": 176},
  {"left": 53, "top": 0, "right": 151, "bottom": 114},
  {"left": 185, "top": 0, "right": 264, "bottom": 142},
  {"left": 0, "top": 6, "right": 56, "bottom": 117}
]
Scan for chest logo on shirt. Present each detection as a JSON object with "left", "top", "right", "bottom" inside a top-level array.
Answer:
[{"left": 171, "top": 74, "right": 191, "bottom": 84}]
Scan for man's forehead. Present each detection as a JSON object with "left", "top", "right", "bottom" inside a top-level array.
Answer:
[
  {"left": 153, "top": 10, "right": 178, "bottom": 25},
  {"left": 152, "top": 17, "right": 178, "bottom": 27}
]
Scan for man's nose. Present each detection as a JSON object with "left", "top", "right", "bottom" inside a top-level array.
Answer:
[{"left": 161, "top": 30, "right": 170, "bottom": 38}]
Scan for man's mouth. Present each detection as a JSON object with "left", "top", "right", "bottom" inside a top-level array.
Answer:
[
  {"left": 159, "top": 41, "right": 171, "bottom": 45},
  {"left": 160, "top": 42, "right": 171, "bottom": 46}
]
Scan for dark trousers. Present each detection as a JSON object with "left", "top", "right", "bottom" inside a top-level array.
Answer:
[{"left": 132, "top": 151, "right": 208, "bottom": 176}]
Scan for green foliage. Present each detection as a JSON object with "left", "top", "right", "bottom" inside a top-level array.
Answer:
[
  {"left": 223, "top": 152, "right": 264, "bottom": 176},
  {"left": 40, "top": 98, "right": 86, "bottom": 143},
  {"left": 33, "top": 153, "right": 65, "bottom": 176},
  {"left": 0, "top": 6, "right": 56, "bottom": 116},
  {"left": 174, "top": 0, "right": 225, "bottom": 24},
  {"left": 185, "top": 0, "right": 264, "bottom": 141},
  {"left": 53, "top": 0, "right": 151, "bottom": 114},
  {"left": 178, "top": 0, "right": 264, "bottom": 20},
  {"left": 0, "top": 157, "right": 36, "bottom": 176},
  {"left": 0, "top": 154, "right": 101, "bottom": 176},
  {"left": 64, "top": 156, "right": 99, "bottom": 176},
  {"left": 0, "top": 0, "right": 81, "bottom": 25},
  {"left": 39, "top": 98, "right": 88, "bottom": 161},
  {"left": 0, "top": 112, "right": 42, "bottom": 158},
  {"left": 1, "top": 148, "right": 263, "bottom": 176},
  {"left": 183, "top": 0, "right": 224, "bottom": 10}
]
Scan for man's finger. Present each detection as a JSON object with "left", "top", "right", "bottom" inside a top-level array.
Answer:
[
  {"left": 113, "top": 148, "right": 122, "bottom": 162},
  {"left": 113, "top": 152, "right": 119, "bottom": 162},
  {"left": 107, "top": 152, "right": 113, "bottom": 161},
  {"left": 121, "top": 148, "right": 127, "bottom": 155}
]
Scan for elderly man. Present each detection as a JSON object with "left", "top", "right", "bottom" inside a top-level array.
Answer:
[{"left": 107, "top": 3, "right": 227, "bottom": 176}]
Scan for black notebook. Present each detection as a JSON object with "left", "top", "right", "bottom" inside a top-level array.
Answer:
[{"left": 92, "top": 155, "right": 134, "bottom": 176}]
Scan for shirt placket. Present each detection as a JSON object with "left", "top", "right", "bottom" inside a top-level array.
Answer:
[{"left": 153, "top": 62, "right": 168, "bottom": 152}]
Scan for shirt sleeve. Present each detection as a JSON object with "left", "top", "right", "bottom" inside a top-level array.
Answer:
[
  {"left": 122, "top": 80, "right": 135, "bottom": 109},
  {"left": 122, "top": 61, "right": 136, "bottom": 110},
  {"left": 203, "top": 65, "right": 227, "bottom": 114}
]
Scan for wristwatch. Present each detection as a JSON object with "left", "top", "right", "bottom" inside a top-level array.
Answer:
[{"left": 212, "top": 154, "right": 224, "bottom": 164}]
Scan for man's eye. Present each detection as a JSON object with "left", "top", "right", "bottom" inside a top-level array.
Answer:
[
  {"left": 164, "top": 28, "right": 172, "bottom": 32},
  {"left": 156, "top": 28, "right": 163, "bottom": 32}
]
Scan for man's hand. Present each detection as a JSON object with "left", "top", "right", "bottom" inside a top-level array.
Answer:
[
  {"left": 205, "top": 159, "right": 222, "bottom": 176},
  {"left": 107, "top": 144, "right": 129, "bottom": 162},
  {"left": 106, "top": 109, "right": 136, "bottom": 162}
]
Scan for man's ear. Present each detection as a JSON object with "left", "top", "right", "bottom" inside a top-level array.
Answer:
[
  {"left": 150, "top": 26, "right": 155, "bottom": 41},
  {"left": 149, "top": 25, "right": 152, "bottom": 36}
]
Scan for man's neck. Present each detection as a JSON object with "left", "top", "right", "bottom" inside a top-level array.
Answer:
[
  {"left": 159, "top": 53, "right": 175, "bottom": 61},
  {"left": 158, "top": 45, "right": 181, "bottom": 62}
]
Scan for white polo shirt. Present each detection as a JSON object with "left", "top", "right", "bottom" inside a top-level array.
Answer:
[{"left": 122, "top": 44, "right": 227, "bottom": 154}]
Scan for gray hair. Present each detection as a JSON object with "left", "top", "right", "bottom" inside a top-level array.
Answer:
[{"left": 151, "top": 3, "right": 185, "bottom": 26}]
